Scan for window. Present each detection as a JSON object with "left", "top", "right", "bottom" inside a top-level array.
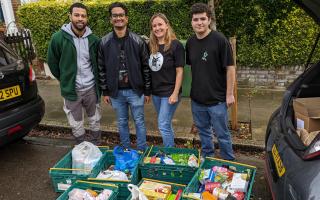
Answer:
[
  {"left": 0, "top": 49, "right": 8, "bottom": 66},
  {"left": 0, "top": 5, "right": 4, "bottom": 23}
]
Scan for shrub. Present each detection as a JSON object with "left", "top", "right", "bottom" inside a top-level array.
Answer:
[
  {"left": 17, "top": 0, "right": 205, "bottom": 60},
  {"left": 18, "top": 0, "right": 320, "bottom": 67}
]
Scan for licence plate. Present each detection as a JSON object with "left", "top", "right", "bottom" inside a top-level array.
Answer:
[
  {"left": 272, "top": 144, "right": 286, "bottom": 177},
  {"left": 0, "top": 85, "right": 21, "bottom": 101}
]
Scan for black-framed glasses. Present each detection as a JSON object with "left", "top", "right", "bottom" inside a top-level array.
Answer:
[{"left": 111, "top": 13, "right": 126, "bottom": 19}]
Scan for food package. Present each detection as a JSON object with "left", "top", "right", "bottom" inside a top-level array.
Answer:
[
  {"left": 230, "top": 173, "right": 249, "bottom": 193},
  {"left": 143, "top": 157, "right": 161, "bottom": 164},
  {"left": 199, "top": 169, "right": 216, "bottom": 185},
  {"left": 212, "top": 188, "right": 229, "bottom": 200},
  {"left": 188, "top": 154, "right": 199, "bottom": 167},
  {"left": 96, "top": 170, "right": 129, "bottom": 181},
  {"left": 231, "top": 191, "right": 245, "bottom": 200},
  {"left": 138, "top": 180, "right": 172, "bottom": 200},
  {"left": 72, "top": 141, "right": 102, "bottom": 175},
  {"left": 68, "top": 188, "right": 113, "bottom": 200},
  {"left": 183, "top": 193, "right": 201, "bottom": 199},
  {"left": 202, "top": 191, "right": 218, "bottom": 200},
  {"left": 205, "top": 182, "right": 221, "bottom": 193}
]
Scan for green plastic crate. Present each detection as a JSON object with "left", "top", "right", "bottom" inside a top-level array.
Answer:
[
  {"left": 56, "top": 180, "right": 118, "bottom": 200},
  {"left": 49, "top": 146, "right": 109, "bottom": 193},
  {"left": 182, "top": 157, "right": 257, "bottom": 200},
  {"left": 88, "top": 150, "right": 142, "bottom": 200},
  {"left": 139, "top": 146, "right": 200, "bottom": 184},
  {"left": 127, "top": 178, "right": 186, "bottom": 200}
]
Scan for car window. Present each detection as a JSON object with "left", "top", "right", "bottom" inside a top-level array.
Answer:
[
  {"left": 0, "top": 48, "right": 8, "bottom": 66},
  {"left": 3, "top": 47, "right": 18, "bottom": 64}
]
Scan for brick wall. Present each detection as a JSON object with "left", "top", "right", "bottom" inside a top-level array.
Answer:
[
  {"left": 12, "top": 0, "right": 20, "bottom": 20},
  {"left": 0, "top": 0, "right": 20, "bottom": 31},
  {"left": 237, "top": 66, "right": 304, "bottom": 89}
]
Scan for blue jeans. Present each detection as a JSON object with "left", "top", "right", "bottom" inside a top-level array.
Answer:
[
  {"left": 110, "top": 89, "right": 147, "bottom": 151},
  {"left": 191, "top": 100, "right": 235, "bottom": 160},
  {"left": 152, "top": 95, "right": 180, "bottom": 147}
]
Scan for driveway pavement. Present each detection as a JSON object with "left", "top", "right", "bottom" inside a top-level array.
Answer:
[{"left": 37, "top": 79, "right": 284, "bottom": 148}]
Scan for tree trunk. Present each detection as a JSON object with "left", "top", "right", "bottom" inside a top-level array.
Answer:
[{"left": 208, "top": 0, "right": 216, "bottom": 30}]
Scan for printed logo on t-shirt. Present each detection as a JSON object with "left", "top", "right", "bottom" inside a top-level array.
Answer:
[
  {"left": 202, "top": 51, "right": 208, "bottom": 61},
  {"left": 149, "top": 52, "right": 164, "bottom": 71}
]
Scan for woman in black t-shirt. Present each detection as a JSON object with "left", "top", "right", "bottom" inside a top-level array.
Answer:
[{"left": 148, "top": 13, "right": 185, "bottom": 147}]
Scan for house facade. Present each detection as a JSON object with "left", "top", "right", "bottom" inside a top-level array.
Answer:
[{"left": 0, "top": 0, "right": 20, "bottom": 33}]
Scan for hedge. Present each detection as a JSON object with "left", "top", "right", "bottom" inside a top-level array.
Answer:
[
  {"left": 18, "top": 0, "right": 320, "bottom": 68},
  {"left": 17, "top": 0, "right": 205, "bottom": 60}
]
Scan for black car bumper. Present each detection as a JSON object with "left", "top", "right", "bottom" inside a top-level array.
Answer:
[{"left": 0, "top": 96, "right": 45, "bottom": 146}]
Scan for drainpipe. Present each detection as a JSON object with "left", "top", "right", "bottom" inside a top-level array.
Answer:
[{"left": 0, "top": 0, "right": 18, "bottom": 34}]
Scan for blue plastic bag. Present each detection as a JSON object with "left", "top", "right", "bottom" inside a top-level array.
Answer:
[{"left": 113, "top": 146, "right": 140, "bottom": 173}]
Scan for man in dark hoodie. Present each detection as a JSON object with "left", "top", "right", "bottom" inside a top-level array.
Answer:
[
  {"left": 47, "top": 3, "right": 101, "bottom": 145},
  {"left": 98, "top": 2, "right": 151, "bottom": 151}
]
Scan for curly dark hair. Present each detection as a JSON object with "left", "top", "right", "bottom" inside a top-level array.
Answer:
[
  {"left": 69, "top": 2, "right": 88, "bottom": 14},
  {"left": 190, "top": 3, "right": 212, "bottom": 19}
]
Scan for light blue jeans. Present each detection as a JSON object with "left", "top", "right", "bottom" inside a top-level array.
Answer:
[
  {"left": 191, "top": 100, "right": 235, "bottom": 160},
  {"left": 110, "top": 89, "right": 147, "bottom": 151},
  {"left": 152, "top": 95, "right": 180, "bottom": 147}
]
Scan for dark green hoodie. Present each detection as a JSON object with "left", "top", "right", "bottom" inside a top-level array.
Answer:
[{"left": 47, "top": 26, "right": 100, "bottom": 101}]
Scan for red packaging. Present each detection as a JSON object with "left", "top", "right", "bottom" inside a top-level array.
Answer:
[
  {"left": 150, "top": 156, "right": 157, "bottom": 163},
  {"left": 232, "top": 191, "right": 245, "bottom": 200},
  {"left": 205, "top": 182, "right": 221, "bottom": 193}
]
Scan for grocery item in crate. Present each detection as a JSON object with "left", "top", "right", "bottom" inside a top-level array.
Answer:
[
  {"left": 183, "top": 193, "right": 201, "bottom": 199},
  {"left": 202, "top": 191, "right": 217, "bottom": 200},
  {"left": 72, "top": 141, "right": 103, "bottom": 175},
  {"left": 68, "top": 188, "right": 113, "bottom": 200},
  {"left": 143, "top": 150, "right": 199, "bottom": 167},
  {"left": 188, "top": 154, "right": 198, "bottom": 167},
  {"left": 96, "top": 170, "right": 129, "bottom": 181},
  {"left": 127, "top": 184, "right": 148, "bottom": 200},
  {"left": 199, "top": 169, "right": 215, "bottom": 184},
  {"left": 230, "top": 173, "right": 249, "bottom": 193},
  {"left": 212, "top": 188, "right": 229, "bottom": 199},
  {"left": 197, "top": 167, "right": 249, "bottom": 200},
  {"left": 113, "top": 146, "right": 140, "bottom": 173},
  {"left": 138, "top": 180, "right": 172, "bottom": 200}
]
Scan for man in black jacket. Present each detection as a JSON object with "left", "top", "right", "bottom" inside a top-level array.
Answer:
[{"left": 98, "top": 2, "right": 151, "bottom": 151}]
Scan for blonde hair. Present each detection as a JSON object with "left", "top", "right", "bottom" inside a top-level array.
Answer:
[{"left": 149, "top": 13, "right": 177, "bottom": 55}]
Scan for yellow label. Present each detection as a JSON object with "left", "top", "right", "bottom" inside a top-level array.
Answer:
[
  {"left": 272, "top": 144, "right": 286, "bottom": 177},
  {"left": 0, "top": 85, "right": 21, "bottom": 101}
]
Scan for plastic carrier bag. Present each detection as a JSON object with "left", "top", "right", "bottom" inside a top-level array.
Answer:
[
  {"left": 72, "top": 141, "right": 103, "bottom": 175},
  {"left": 113, "top": 146, "right": 140, "bottom": 173},
  {"left": 128, "top": 184, "right": 148, "bottom": 200}
]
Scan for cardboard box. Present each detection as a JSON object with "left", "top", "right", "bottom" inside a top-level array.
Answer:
[
  {"left": 139, "top": 180, "right": 172, "bottom": 200},
  {"left": 293, "top": 97, "right": 320, "bottom": 132}
]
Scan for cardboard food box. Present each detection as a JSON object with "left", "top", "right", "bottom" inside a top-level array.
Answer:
[
  {"left": 139, "top": 180, "right": 172, "bottom": 200},
  {"left": 293, "top": 97, "right": 320, "bottom": 132}
]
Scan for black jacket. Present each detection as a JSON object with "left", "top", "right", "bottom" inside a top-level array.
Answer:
[{"left": 98, "top": 30, "right": 151, "bottom": 97}]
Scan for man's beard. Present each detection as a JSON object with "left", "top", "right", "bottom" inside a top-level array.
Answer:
[{"left": 72, "top": 21, "right": 87, "bottom": 32}]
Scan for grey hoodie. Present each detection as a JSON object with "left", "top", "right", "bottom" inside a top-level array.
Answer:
[{"left": 62, "top": 23, "right": 95, "bottom": 92}]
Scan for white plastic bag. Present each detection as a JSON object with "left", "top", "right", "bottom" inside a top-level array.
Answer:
[
  {"left": 95, "top": 189, "right": 113, "bottom": 200},
  {"left": 68, "top": 188, "right": 87, "bottom": 200},
  {"left": 128, "top": 184, "right": 148, "bottom": 200},
  {"left": 72, "top": 141, "right": 103, "bottom": 175},
  {"left": 96, "top": 170, "right": 129, "bottom": 181}
]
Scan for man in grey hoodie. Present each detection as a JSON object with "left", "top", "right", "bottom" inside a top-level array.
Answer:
[{"left": 47, "top": 2, "right": 101, "bottom": 144}]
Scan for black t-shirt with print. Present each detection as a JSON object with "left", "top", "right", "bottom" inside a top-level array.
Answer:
[
  {"left": 117, "top": 36, "right": 131, "bottom": 89},
  {"left": 186, "top": 31, "right": 234, "bottom": 105},
  {"left": 149, "top": 39, "right": 185, "bottom": 97}
]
